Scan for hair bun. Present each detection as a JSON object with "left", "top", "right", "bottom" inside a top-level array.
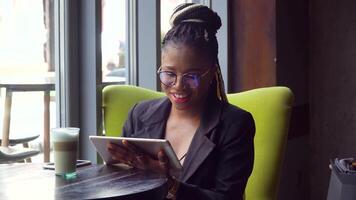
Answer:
[{"left": 169, "top": 3, "right": 221, "bottom": 32}]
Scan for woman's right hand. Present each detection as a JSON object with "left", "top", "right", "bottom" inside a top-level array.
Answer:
[
  {"left": 108, "top": 140, "right": 180, "bottom": 199},
  {"left": 107, "top": 140, "right": 170, "bottom": 175}
]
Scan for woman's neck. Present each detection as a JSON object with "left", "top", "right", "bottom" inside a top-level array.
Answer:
[
  {"left": 170, "top": 104, "right": 203, "bottom": 121},
  {"left": 169, "top": 94, "right": 212, "bottom": 121}
]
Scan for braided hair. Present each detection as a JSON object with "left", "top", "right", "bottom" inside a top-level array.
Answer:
[{"left": 162, "top": 3, "right": 228, "bottom": 102}]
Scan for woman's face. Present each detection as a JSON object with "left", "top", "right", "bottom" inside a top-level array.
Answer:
[{"left": 160, "top": 43, "right": 215, "bottom": 111}]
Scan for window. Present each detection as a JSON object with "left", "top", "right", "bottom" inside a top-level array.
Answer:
[
  {"left": 0, "top": 0, "right": 56, "bottom": 162},
  {"left": 160, "top": 0, "right": 188, "bottom": 42},
  {"left": 101, "top": 0, "right": 127, "bottom": 84}
]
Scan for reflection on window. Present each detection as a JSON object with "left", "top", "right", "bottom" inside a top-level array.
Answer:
[
  {"left": 161, "top": 0, "right": 190, "bottom": 42},
  {"left": 101, "top": 0, "right": 126, "bottom": 84},
  {"left": 0, "top": 0, "right": 56, "bottom": 162}
]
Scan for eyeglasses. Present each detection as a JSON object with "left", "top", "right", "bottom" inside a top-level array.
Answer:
[{"left": 157, "top": 67, "right": 211, "bottom": 88}]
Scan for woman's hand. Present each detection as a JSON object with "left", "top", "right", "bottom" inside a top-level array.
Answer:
[
  {"left": 108, "top": 140, "right": 180, "bottom": 199},
  {"left": 107, "top": 139, "right": 170, "bottom": 175}
]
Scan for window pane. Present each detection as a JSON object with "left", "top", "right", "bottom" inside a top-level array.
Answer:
[
  {"left": 160, "top": 0, "right": 190, "bottom": 42},
  {"left": 101, "top": 0, "right": 127, "bottom": 84},
  {"left": 0, "top": 0, "right": 56, "bottom": 162}
]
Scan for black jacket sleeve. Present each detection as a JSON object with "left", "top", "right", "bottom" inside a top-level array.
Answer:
[{"left": 122, "top": 103, "right": 138, "bottom": 137}]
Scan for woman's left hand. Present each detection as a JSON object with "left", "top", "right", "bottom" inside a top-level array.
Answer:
[{"left": 107, "top": 139, "right": 170, "bottom": 175}]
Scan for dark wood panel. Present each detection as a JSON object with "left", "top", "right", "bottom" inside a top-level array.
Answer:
[
  {"left": 288, "top": 104, "right": 310, "bottom": 139},
  {"left": 229, "top": 0, "right": 276, "bottom": 92}
]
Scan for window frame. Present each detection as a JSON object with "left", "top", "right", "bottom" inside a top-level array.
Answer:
[{"left": 55, "top": 0, "right": 102, "bottom": 162}]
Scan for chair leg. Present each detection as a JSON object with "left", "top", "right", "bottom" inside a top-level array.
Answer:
[
  {"left": 1, "top": 89, "right": 12, "bottom": 147},
  {"left": 23, "top": 142, "right": 32, "bottom": 163},
  {"left": 44, "top": 90, "right": 50, "bottom": 162}
]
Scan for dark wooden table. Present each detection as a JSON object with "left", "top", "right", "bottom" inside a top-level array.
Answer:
[{"left": 0, "top": 163, "right": 168, "bottom": 200}]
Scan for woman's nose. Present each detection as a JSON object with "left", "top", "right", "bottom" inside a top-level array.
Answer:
[{"left": 173, "top": 75, "right": 186, "bottom": 89}]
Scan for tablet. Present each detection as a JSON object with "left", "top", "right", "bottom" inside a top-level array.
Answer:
[{"left": 89, "top": 136, "right": 182, "bottom": 171}]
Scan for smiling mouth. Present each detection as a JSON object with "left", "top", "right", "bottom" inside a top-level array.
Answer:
[{"left": 171, "top": 93, "right": 190, "bottom": 103}]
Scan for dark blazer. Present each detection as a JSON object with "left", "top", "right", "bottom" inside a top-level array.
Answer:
[{"left": 122, "top": 96, "right": 255, "bottom": 200}]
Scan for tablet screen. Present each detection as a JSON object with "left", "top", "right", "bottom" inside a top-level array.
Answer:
[{"left": 89, "top": 136, "right": 182, "bottom": 172}]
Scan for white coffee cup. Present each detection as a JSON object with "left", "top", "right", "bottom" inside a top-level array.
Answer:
[{"left": 51, "top": 127, "right": 79, "bottom": 177}]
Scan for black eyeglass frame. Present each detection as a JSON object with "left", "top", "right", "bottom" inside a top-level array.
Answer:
[{"left": 157, "top": 66, "right": 211, "bottom": 88}]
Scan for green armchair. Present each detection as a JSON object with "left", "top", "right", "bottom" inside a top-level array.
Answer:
[
  {"left": 102, "top": 85, "right": 293, "bottom": 200},
  {"left": 228, "top": 87, "right": 293, "bottom": 200}
]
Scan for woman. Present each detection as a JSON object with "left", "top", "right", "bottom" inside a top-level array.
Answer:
[{"left": 108, "top": 3, "right": 255, "bottom": 200}]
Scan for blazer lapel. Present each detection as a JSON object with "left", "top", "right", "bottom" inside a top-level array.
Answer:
[
  {"left": 180, "top": 129, "right": 216, "bottom": 182},
  {"left": 180, "top": 97, "right": 224, "bottom": 182}
]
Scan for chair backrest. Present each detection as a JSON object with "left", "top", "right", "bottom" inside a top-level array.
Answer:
[
  {"left": 102, "top": 85, "right": 164, "bottom": 137},
  {"left": 102, "top": 85, "right": 293, "bottom": 200},
  {"left": 227, "top": 87, "right": 293, "bottom": 200}
]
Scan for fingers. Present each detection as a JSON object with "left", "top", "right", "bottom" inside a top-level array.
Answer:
[
  {"left": 157, "top": 150, "right": 169, "bottom": 174},
  {"left": 111, "top": 154, "right": 132, "bottom": 165},
  {"left": 108, "top": 141, "right": 149, "bottom": 168},
  {"left": 107, "top": 141, "right": 170, "bottom": 175},
  {"left": 107, "top": 142, "right": 128, "bottom": 153},
  {"left": 135, "top": 155, "right": 146, "bottom": 163},
  {"left": 122, "top": 139, "right": 144, "bottom": 156},
  {"left": 122, "top": 140, "right": 150, "bottom": 166},
  {"left": 158, "top": 150, "right": 168, "bottom": 163},
  {"left": 107, "top": 142, "right": 135, "bottom": 166}
]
